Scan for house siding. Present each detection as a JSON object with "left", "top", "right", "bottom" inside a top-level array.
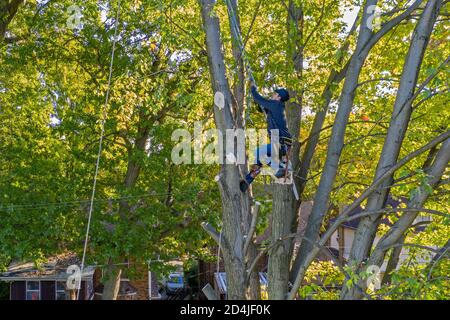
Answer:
[
  {"left": 10, "top": 281, "right": 25, "bottom": 300},
  {"left": 40, "top": 281, "right": 56, "bottom": 300},
  {"left": 77, "top": 281, "right": 86, "bottom": 300},
  {"left": 7, "top": 280, "right": 90, "bottom": 300}
]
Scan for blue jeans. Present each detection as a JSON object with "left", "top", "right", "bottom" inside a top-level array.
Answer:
[
  {"left": 254, "top": 143, "right": 287, "bottom": 168},
  {"left": 245, "top": 143, "right": 288, "bottom": 185}
]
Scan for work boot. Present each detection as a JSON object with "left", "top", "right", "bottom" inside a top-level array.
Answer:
[
  {"left": 240, "top": 180, "right": 249, "bottom": 192},
  {"left": 240, "top": 164, "right": 261, "bottom": 192},
  {"left": 274, "top": 167, "right": 287, "bottom": 179},
  {"left": 274, "top": 160, "right": 290, "bottom": 179}
]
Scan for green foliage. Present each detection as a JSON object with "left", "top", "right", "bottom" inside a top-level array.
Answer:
[
  {"left": 0, "top": 0, "right": 448, "bottom": 300},
  {"left": 299, "top": 261, "right": 344, "bottom": 300}
]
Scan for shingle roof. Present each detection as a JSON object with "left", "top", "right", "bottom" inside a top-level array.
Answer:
[{"left": 0, "top": 252, "right": 95, "bottom": 280}]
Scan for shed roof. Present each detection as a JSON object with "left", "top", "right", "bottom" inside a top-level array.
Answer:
[{"left": 214, "top": 272, "right": 268, "bottom": 295}]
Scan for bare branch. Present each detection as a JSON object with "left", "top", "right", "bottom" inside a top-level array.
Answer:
[
  {"left": 201, "top": 222, "right": 221, "bottom": 244},
  {"left": 244, "top": 202, "right": 260, "bottom": 257},
  {"left": 288, "top": 131, "right": 450, "bottom": 299}
]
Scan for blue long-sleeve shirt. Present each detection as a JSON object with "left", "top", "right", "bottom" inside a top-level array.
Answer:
[{"left": 251, "top": 86, "right": 292, "bottom": 140}]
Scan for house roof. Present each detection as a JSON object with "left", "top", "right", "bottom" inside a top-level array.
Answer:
[
  {"left": 316, "top": 247, "right": 340, "bottom": 262},
  {"left": 0, "top": 252, "right": 95, "bottom": 281}
]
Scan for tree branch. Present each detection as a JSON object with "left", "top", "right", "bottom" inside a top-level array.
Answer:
[
  {"left": 244, "top": 202, "right": 260, "bottom": 257},
  {"left": 288, "top": 130, "right": 450, "bottom": 299}
]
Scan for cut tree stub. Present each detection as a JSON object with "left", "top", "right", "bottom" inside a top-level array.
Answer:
[{"left": 214, "top": 91, "right": 225, "bottom": 110}]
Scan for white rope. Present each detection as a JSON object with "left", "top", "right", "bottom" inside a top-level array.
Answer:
[
  {"left": 77, "top": 0, "right": 122, "bottom": 300},
  {"left": 225, "top": 0, "right": 254, "bottom": 82},
  {"left": 216, "top": 230, "right": 223, "bottom": 274},
  {"left": 224, "top": 0, "right": 268, "bottom": 123}
]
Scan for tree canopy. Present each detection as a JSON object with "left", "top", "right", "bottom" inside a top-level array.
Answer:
[{"left": 0, "top": 0, "right": 448, "bottom": 300}]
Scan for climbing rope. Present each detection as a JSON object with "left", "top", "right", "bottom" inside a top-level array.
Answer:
[
  {"left": 77, "top": 0, "right": 122, "bottom": 300},
  {"left": 225, "top": 0, "right": 255, "bottom": 83},
  {"left": 224, "top": 0, "right": 267, "bottom": 125},
  {"left": 216, "top": 230, "right": 223, "bottom": 275},
  {"left": 225, "top": 1, "right": 298, "bottom": 196}
]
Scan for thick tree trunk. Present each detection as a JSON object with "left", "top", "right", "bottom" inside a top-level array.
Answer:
[
  {"left": 199, "top": 0, "right": 253, "bottom": 300},
  {"left": 225, "top": 0, "right": 260, "bottom": 299},
  {"left": 342, "top": 0, "right": 442, "bottom": 299},
  {"left": 0, "top": 0, "right": 23, "bottom": 41},
  {"left": 267, "top": 0, "right": 303, "bottom": 300},
  {"left": 101, "top": 262, "right": 122, "bottom": 300},
  {"left": 268, "top": 184, "right": 297, "bottom": 299}
]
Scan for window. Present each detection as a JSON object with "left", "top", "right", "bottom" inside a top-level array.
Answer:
[
  {"left": 56, "top": 281, "right": 66, "bottom": 300},
  {"left": 26, "top": 281, "right": 40, "bottom": 300}
]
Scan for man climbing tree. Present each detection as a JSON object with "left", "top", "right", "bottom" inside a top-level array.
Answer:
[{"left": 240, "top": 82, "right": 293, "bottom": 192}]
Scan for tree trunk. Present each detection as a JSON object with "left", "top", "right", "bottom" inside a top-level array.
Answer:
[
  {"left": 268, "top": 184, "right": 297, "bottom": 299},
  {"left": 199, "top": 0, "right": 253, "bottom": 300},
  {"left": 225, "top": 0, "right": 260, "bottom": 299},
  {"left": 342, "top": 0, "right": 443, "bottom": 299},
  {"left": 101, "top": 262, "right": 122, "bottom": 300},
  {"left": 292, "top": 0, "right": 378, "bottom": 283},
  {"left": 0, "top": 0, "right": 23, "bottom": 41},
  {"left": 267, "top": 0, "right": 303, "bottom": 300}
]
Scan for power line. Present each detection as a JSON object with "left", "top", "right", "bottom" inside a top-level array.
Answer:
[{"left": 0, "top": 191, "right": 197, "bottom": 212}]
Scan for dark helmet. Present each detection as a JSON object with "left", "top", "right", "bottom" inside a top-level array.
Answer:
[{"left": 274, "top": 88, "right": 290, "bottom": 102}]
